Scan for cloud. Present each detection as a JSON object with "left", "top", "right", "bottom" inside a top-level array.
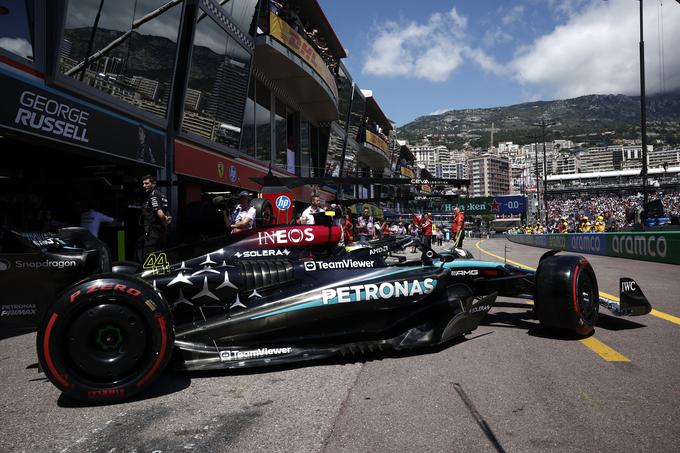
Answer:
[
  {"left": 510, "top": 0, "right": 680, "bottom": 97},
  {"left": 362, "top": 7, "right": 501, "bottom": 82},
  {"left": 0, "top": 38, "right": 32, "bottom": 59},
  {"left": 464, "top": 47, "right": 505, "bottom": 76},
  {"left": 428, "top": 108, "right": 452, "bottom": 115},
  {"left": 545, "top": 0, "right": 591, "bottom": 20},
  {"left": 483, "top": 28, "right": 512, "bottom": 48},
  {"left": 501, "top": 5, "right": 525, "bottom": 25}
]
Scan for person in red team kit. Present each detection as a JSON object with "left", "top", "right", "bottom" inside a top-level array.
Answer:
[
  {"left": 451, "top": 207, "right": 465, "bottom": 248},
  {"left": 421, "top": 211, "right": 433, "bottom": 248}
]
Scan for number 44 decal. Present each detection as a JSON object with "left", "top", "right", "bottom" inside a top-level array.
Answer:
[{"left": 143, "top": 252, "right": 170, "bottom": 273}]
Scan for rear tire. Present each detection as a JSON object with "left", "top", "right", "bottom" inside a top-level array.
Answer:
[
  {"left": 36, "top": 274, "right": 173, "bottom": 403},
  {"left": 250, "top": 198, "right": 274, "bottom": 227},
  {"left": 534, "top": 255, "right": 599, "bottom": 336}
]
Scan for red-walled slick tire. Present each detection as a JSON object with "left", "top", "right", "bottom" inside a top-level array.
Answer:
[
  {"left": 534, "top": 255, "right": 599, "bottom": 336},
  {"left": 36, "top": 274, "right": 173, "bottom": 403}
]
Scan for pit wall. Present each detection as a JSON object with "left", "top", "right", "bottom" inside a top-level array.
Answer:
[{"left": 506, "top": 232, "right": 680, "bottom": 265}]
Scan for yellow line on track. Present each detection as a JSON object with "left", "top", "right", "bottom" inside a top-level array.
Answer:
[
  {"left": 578, "top": 337, "right": 631, "bottom": 362},
  {"left": 475, "top": 240, "right": 680, "bottom": 327},
  {"left": 474, "top": 240, "right": 633, "bottom": 362},
  {"left": 474, "top": 241, "right": 536, "bottom": 270}
]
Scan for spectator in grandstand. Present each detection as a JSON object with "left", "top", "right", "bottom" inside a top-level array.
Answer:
[
  {"left": 558, "top": 217, "right": 569, "bottom": 233},
  {"left": 594, "top": 215, "right": 606, "bottom": 232},
  {"left": 547, "top": 192, "right": 680, "bottom": 230}
]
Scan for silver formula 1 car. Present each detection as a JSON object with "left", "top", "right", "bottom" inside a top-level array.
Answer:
[{"left": 35, "top": 220, "right": 651, "bottom": 402}]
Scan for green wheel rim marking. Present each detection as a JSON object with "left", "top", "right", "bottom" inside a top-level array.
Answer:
[{"left": 95, "top": 325, "right": 124, "bottom": 351}]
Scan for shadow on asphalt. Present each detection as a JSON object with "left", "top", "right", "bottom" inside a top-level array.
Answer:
[
  {"left": 56, "top": 373, "right": 192, "bottom": 408},
  {"left": 49, "top": 311, "right": 647, "bottom": 407},
  {"left": 0, "top": 328, "right": 34, "bottom": 341},
  {"left": 50, "top": 334, "right": 484, "bottom": 407},
  {"left": 183, "top": 335, "right": 473, "bottom": 382},
  {"left": 481, "top": 308, "right": 645, "bottom": 340},
  {"left": 596, "top": 313, "right": 646, "bottom": 330}
]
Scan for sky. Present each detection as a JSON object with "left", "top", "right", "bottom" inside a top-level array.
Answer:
[{"left": 317, "top": 0, "right": 680, "bottom": 126}]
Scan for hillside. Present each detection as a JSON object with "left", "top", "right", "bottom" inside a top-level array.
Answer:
[{"left": 398, "top": 93, "right": 680, "bottom": 148}]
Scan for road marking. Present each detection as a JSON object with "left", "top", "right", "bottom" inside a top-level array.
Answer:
[
  {"left": 579, "top": 337, "right": 631, "bottom": 362},
  {"left": 453, "top": 383, "right": 505, "bottom": 453},
  {"left": 474, "top": 241, "right": 535, "bottom": 270},
  {"left": 476, "top": 240, "right": 680, "bottom": 327},
  {"left": 475, "top": 240, "right": 632, "bottom": 362},
  {"left": 599, "top": 290, "right": 680, "bottom": 327}
]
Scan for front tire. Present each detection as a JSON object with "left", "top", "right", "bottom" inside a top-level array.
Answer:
[
  {"left": 534, "top": 255, "right": 599, "bottom": 336},
  {"left": 36, "top": 274, "right": 173, "bottom": 403}
]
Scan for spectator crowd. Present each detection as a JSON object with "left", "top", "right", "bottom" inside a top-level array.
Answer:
[
  {"left": 269, "top": 0, "right": 340, "bottom": 75},
  {"left": 509, "top": 192, "right": 680, "bottom": 234}
]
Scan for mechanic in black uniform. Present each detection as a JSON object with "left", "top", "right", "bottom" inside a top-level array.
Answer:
[{"left": 138, "top": 174, "right": 171, "bottom": 261}]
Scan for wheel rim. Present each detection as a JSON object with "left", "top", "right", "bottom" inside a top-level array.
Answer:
[
  {"left": 65, "top": 302, "right": 150, "bottom": 383},
  {"left": 263, "top": 206, "right": 273, "bottom": 225},
  {"left": 576, "top": 272, "right": 598, "bottom": 326}
]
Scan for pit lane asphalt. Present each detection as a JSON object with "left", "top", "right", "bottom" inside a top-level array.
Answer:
[{"left": 1, "top": 238, "right": 679, "bottom": 452}]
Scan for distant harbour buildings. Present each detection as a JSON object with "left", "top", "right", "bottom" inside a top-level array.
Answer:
[{"left": 406, "top": 136, "right": 680, "bottom": 197}]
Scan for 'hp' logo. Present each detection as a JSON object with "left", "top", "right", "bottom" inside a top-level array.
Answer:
[
  {"left": 275, "top": 195, "right": 291, "bottom": 210},
  {"left": 228, "top": 165, "right": 237, "bottom": 182}
]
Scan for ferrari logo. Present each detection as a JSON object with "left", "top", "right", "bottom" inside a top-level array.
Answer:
[{"left": 217, "top": 162, "right": 225, "bottom": 179}]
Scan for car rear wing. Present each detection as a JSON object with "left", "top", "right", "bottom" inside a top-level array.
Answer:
[{"left": 599, "top": 278, "right": 652, "bottom": 317}]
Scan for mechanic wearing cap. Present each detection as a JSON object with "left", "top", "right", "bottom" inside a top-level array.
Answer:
[
  {"left": 300, "top": 194, "right": 324, "bottom": 225},
  {"left": 229, "top": 191, "right": 256, "bottom": 232}
]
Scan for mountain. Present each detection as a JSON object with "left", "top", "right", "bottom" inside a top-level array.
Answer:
[
  {"left": 63, "top": 27, "right": 228, "bottom": 93},
  {"left": 398, "top": 93, "right": 680, "bottom": 149}
]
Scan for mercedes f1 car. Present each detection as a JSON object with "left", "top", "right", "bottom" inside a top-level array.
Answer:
[{"left": 35, "top": 216, "right": 652, "bottom": 402}]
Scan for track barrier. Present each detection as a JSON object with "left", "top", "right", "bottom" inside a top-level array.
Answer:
[{"left": 506, "top": 232, "right": 680, "bottom": 265}]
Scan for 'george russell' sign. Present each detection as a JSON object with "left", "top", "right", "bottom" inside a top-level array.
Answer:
[{"left": 0, "top": 70, "right": 165, "bottom": 167}]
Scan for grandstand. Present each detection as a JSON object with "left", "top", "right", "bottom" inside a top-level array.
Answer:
[{"left": 547, "top": 166, "right": 680, "bottom": 195}]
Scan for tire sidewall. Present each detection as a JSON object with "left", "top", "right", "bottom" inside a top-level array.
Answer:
[{"left": 535, "top": 255, "right": 599, "bottom": 336}]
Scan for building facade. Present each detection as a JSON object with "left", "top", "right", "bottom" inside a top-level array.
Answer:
[
  {"left": 0, "top": 0, "right": 401, "bottom": 257},
  {"left": 469, "top": 154, "right": 511, "bottom": 197}
]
